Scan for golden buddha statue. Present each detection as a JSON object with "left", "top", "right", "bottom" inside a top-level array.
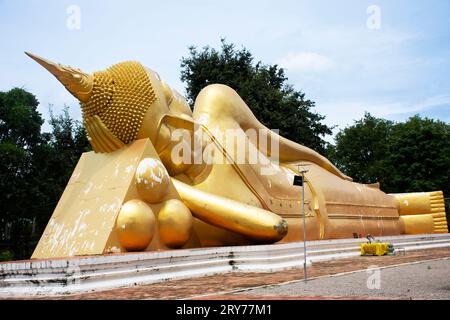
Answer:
[{"left": 26, "top": 53, "right": 448, "bottom": 259}]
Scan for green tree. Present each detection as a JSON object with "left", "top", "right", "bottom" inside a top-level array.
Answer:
[
  {"left": 386, "top": 115, "right": 450, "bottom": 195},
  {"left": 0, "top": 87, "right": 42, "bottom": 148},
  {"left": 329, "top": 112, "right": 394, "bottom": 185},
  {"left": 0, "top": 88, "right": 90, "bottom": 260},
  {"left": 0, "top": 88, "right": 45, "bottom": 258},
  {"left": 180, "top": 39, "right": 333, "bottom": 154},
  {"left": 332, "top": 113, "right": 450, "bottom": 197},
  {"left": 30, "top": 106, "right": 90, "bottom": 239}
]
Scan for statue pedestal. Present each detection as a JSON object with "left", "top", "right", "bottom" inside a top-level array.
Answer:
[
  {"left": 32, "top": 139, "right": 189, "bottom": 259},
  {"left": 2, "top": 234, "right": 449, "bottom": 297}
]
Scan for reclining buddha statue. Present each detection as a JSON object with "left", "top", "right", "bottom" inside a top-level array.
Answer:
[{"left": 26, "top": 53, "right": 448, "bottom": 259}]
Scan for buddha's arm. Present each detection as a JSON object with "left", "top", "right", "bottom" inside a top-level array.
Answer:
[
  {"left": 172, "top": 178, "right": 288, "bottom": 242},
  {"left": 193, "top": 84, "right": 352, "bottom": 181}
]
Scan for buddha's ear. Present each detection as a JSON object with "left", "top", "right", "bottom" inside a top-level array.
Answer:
[{"left": 85, "top": 115, "right": 125, "bottom": 153}]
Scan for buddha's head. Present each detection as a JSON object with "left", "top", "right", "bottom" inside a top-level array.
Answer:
[{"left": 26, "top": 52, "right": 192, "bottom": 153}]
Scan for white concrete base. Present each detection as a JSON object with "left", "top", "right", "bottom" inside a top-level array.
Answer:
[{"left": 1, "top": 233, "right": 449, "bottom": 297}]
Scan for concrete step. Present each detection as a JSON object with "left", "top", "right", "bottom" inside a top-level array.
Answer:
[{"left": 1, "top": 233, "right": 449, "bottom": 296}]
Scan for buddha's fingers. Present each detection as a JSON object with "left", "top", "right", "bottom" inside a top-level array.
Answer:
[{"left": 172, "top": 178, "right": 288, "bottom": 242}]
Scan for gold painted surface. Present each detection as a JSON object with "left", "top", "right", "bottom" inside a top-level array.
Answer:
[
  {"left": 158, "top": 199, "right": 193, "bottom": 248},
  {"left": 135, "top": 158, "right": 170, "bottom": 203},
  {"left": 172, "top": 178, "right": 288, "bottom": 242},
  {"left": 400, "top": 214, "right": 435, "bottom": 234},
  {"left": 25, "top": 52, "right": 93, "bottom": 102},
  {"left": 116, "top": 199, "right": 156, "bottom": 251},
  {"left": 391, "top": 191, "right": 448, "bottom": 234},
  {"left": 32, "top": 140, "right": 151, "bottom": 258},
  {"left": 81, "top": 61, "right": 157, "bottom": 144},
  {"left": 392, "top": 191, "right": 445, "bottom": 215},
  {"left": 28, "top": 53, "right": 448, "bottom": 258},
  {"left": 84, "top": 115, "right": 125, "bottom": 153}
]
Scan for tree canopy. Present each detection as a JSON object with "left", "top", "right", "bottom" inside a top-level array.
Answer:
[
  {"left": 330, "top": 113, "right": 450, "bottom": 196},
  {"left": 0, "top": 88, "right": 90, "bottom": 260},
  {"left": 327, "top": 113, "right": 394, "bottom": 186},
  {"left": 180, "top": 39, "right": 333, "bottom": 154},
  {"left": 387, "top": 115, "right": 450, "bottom": 194}
]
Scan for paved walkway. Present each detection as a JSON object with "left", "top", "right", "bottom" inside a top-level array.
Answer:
[
  {"left": 17, "top": 247, "right": 450, "bottom": 300},
  {"left": 225, "top": 258, "right": 450, "bottom": 300}
]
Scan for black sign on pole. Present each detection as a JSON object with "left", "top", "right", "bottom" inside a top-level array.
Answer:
[{"left": 293, "top": 175, "right": 303, "bottom": 186}]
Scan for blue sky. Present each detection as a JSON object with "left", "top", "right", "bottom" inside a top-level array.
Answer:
[{"left": 1, "top": 0, "right": 449, "bottom": 141}]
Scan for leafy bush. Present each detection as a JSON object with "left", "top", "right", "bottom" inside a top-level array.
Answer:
[{"left": 0, "top": 249, "right": 14, "bottom": 262}]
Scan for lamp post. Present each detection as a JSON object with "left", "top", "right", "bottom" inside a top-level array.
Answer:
[{"left": 293, "top": 164, "right": 310, "bottom": 282}]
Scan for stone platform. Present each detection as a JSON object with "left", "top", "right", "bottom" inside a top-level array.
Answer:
[{"left": 1, "top": 234, "right": 449, "bottom": 297}]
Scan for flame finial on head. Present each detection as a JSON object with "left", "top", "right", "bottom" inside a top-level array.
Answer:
[
  {"left": 25, "top": 52, "right": 93, "bottom": 103},
  {"left": 26, "top": 52, "right": 158, "bottom": 152}
]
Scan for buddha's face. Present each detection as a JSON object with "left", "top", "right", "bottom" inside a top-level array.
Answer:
[
  {"left": 141, "top": 68, "right": 195, "bottom": 175},
  {"left": 135, "top": 67, "right": 174, "bottom": 144}
]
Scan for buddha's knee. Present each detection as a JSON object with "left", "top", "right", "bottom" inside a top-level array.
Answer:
[
  {"left": 194, "top": 84, "right": 246, "bottom": 119},
  {"left": 198, "top": 83, "right": 236, "bottom": 101}
]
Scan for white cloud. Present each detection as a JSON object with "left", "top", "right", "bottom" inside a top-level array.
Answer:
[
  {"left": 318, "top": 94, "right": 450, "bottom": 138},
  {"left": 381, "top": 95, "right": 450, "bottom": 116},
  {"left": 277, "top": 52, "right": 334, "bottom": 72}
]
